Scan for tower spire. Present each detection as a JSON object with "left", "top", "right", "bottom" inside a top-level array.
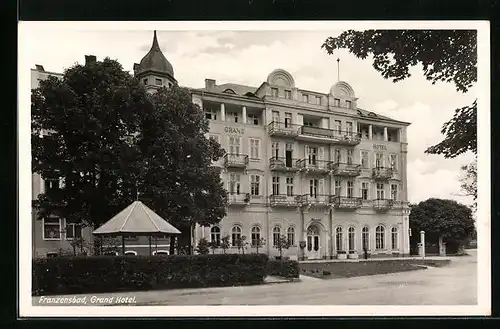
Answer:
[
  {"left": 337, "top": 58, "right": 340, "bottom": 82},
  {"left": 152, "top": 30, "right": 159, "bottom": 49}
]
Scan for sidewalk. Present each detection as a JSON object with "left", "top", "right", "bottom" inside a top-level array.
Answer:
[{"left": 299, "top": 255, "right": 451, "bottom": 264}]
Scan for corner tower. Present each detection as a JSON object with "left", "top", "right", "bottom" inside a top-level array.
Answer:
[{"left": 134, "top": 30, "right": 177, "bottom": 93}]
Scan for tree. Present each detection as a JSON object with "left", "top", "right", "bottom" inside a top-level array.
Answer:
[
  {"left": 322, "top": 30, "right": 477, "bottom": 158},
  {"left": 220, "top": 235, "right": 230, "bottom": 254},
  {"left": 253, "top": 237, "right": 265, "bottom": 254},
  {"left": 274, "top": 235, "right": 291, "bottom": 259},
  {"left": 235, "top": 235, "right": 249, "bottom": 255},
  {"left": 208, "top": 240, "right": 219, "bottom": 254},
  {"left": 458, "top": 156, "right": 477, "bottom": 210},
  {"left": 195, "top": 238, "right": 210, "bottom": 255},
  {"left": 409, "top": 198, "right": 475, "bottom": 253}
]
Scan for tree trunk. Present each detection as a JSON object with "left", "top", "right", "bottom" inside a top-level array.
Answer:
[{"left": 169, "top": 236, "right": 176, "bottom": 255}]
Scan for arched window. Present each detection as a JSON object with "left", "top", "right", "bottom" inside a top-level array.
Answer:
[
  {"left": 335, "top": 226, "right": 343, "bottom": 251},
  {"left": 153, "top": 250, "right": 169, "bottom": 256},
  {"left": 391, "top": 227, "right": 398, "bottom": 250},
  {"left": 362, "top": 226, "right": 370, "bottom": 250},
  {"left": 348, "top": 227, "right": 355, "bottom": 251},
  {"left": 124, "top": 250, "right": 137, "bottom": 256},
  {"left": 376, "top": 225, "right": 385, "bottom": 250},
  {"left": 273, "top": 225, "right": 281, "bottom": 247},
  {"left": 251, "top": 226, "right": 261, "bottom": 246},
  {"left": 231, "top": 226, "right": 242, "bottom": 246},
  {"left": 287, "top": 226, "right": 295, "bottom": 246},
  {"left": 210, "top": 226, "right": 221, "bottom": 245}
]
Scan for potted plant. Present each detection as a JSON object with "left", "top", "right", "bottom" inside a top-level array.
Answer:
[
  {"left": 337, "top": 250, "right": 347, "bottom": 260},
  {"left": 348, "top": 250, "right": 358, "bottom": 259}
]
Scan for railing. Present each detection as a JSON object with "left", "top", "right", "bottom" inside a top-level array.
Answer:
[
  {"left": 372, "top": 167, "right": 394, "bottom": 180},
  {"left": 224, "top": 153, "right": 249, "bottom": 167},
  {"left": 227, "top": 192, "right": 250, "bottom": 205},
  {"left": 269, "top": 194, "right": 298, "bottom": 207},
  {"left": 268, "top": 121, "right": 300, "bottom": 135},
  {"left": 373, "top": 199, "right": 394, "bottom": 211},
  {"left": 330, "top": 196, "right": 362, "bottom": 209},
  {"left": 269, "top": 157, "right": 300, "bottom": 171},
  {"left": 328, "top": 162, "right": 362, "bottom": 176},
  {"left": 296, "top": 194, "right": 330, "bottom": 205},
  {"left": 296, "top": 159, "right": 329, "bottom": 172},
  {"left": 298, "top": 126, "right": 362, "bottom": 144}
]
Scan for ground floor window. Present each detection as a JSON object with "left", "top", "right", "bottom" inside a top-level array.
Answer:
[
  {"left": 391, "top": 227, "right": 398, "bottom": 250},
  {"left": 273, "top": 225, "right": 281, "bottom": 246},
  {"left": 376, "top": 225, "right": 385, "bottom": 250},
  {"left": 65, "top": 221, "right": 82, "bottom": 240},
  {"left": 287, "top": 226, "right": 295, "bottom": 246},
  {"left": 251, "top": 226, "right": 261, "bottom": 246},
  {"left": 335, "top": 226, "right": 343, "bottom": 251},
  {"left": 348, "top": 227, "right": 355, "bottom": 251},
  {"left": 211, "top": 226, "right": 221, "bottom": 245},
  {"left": 231, "top": 226, "right": 241, "bottom": 246},
  {"left": 43, "top": 217, "right": 61, "bottom": 240},
  {"left": 362, "top": 226, "right": 369, "bottom": 250}
]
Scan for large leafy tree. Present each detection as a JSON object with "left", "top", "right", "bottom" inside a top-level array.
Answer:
[
  {"left": 458, "top": 156, "right": 478, "bottom": 210},
  {"left": 322, "top": 30, "right": 477, "bottom": 157},
  {"left": 409, "top": 198, "right": 475, "bottom": 252}
]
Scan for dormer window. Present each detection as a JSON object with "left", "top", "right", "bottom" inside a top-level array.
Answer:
[
  {"left": 285, "top": 90, "right": 292, "bottom": 99},
  {"left": 271, "top": 88, "right": 278, "bottom": 97},
  {"left": 346, "top": 100, "right": 352, "bottom": 108},
  {"left": 334, "top": 98, "right": 340, "bottom": 107},
  {"left": 155, "top": 78, "right": 162, "bottom": 86},
  {"left": 303, "top": 94, "right": 309, "bottom": 103},
  {"left": 248, "top": 113, "right": 259, "bottom": 125},
  {"left": 143, "top": 78, "right": 148, "bottom": 85}
]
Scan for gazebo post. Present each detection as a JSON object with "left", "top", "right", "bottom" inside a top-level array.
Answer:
[
  {"left": 121, "top": 235, "right": 125, "bottom": 255},
  {"left": 148, "top": 236, "right": 152, "bottom": 255}
]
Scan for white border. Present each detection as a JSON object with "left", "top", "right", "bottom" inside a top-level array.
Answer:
[{"left": 18, "top": 20, "right": 490, "bottom": 317}]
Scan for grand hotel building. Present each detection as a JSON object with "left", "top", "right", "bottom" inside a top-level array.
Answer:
[{"left": 32, "top": 32, "right": 411, "bottom": 259}]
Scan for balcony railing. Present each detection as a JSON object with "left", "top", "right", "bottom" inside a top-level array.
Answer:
[
  {"left": 330, "top": 196, "right": 362, "bottom": 209},
  {"left": 372, "top": 167, "right": 394, "bottom": 180},
  {"left": 296, "top": 194, "right": 330, "bottom": 206},
  {"left": 269, "top": 194, "right": 298, "bottom": 207},
  {"left": 269, "top": 157, "right": 300, "bottom": 172},
  {"left": 227, "top": 192, "right": 250, "bottom": 206},
  {"left": 268, "top": 121, "right": 300, "bottom": 137},
  {"left": 296, "top": 159, "right": 329, "bottom": 173},
  {"left": 373, "top": 199, "right": 394, "bottom": 211},
  {"left": 297, "top": 126, "right": 362, "bottom": 145},
  {"left": 328, "top": 162, "right": 362, "bottom": 176},
  {"left": 224, "top": 153, "right": 249, "bottom": 168}
]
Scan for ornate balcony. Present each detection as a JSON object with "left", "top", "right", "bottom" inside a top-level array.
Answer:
[
  {"left": 296, "top": 159, "right": 329, "bottom": 174},
  {"left": 330, "top": 196, "right": 362, "bottom": 209},
  {"left": 372, "top": 167, "right": 394, "bottom": 180},
  {"left": 224, "top": 153, "right": 249, "bottom": 168},
  {"left": 373, "top": 199, "right": 394, "bottom": 212},
  {"left": 269, "top": 194, "right": 298, "bottom": 207},
  {"left": 269, "top": 157, "right": 300, "bottom": 172},
  {"left": 268, "top": 121, "right": 299, "bottom": 138},
  {"left": 296, "top": 126, "right": 362, "bottom": 145},
  {"left": 328, "top": 162, "right": 362, "bottom": 176},
  {"left": 296, "top": 194, "right": 330, "bottom": 207},
  {"left": 227, "top": 192, "right": 250, "bottom": 206}
]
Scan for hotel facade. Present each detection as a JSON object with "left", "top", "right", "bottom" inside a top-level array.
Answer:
[{"left": 31, "top": 32, "right": 411, "bottom": 259}]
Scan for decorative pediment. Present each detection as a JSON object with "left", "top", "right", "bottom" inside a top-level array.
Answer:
[
  {"left": 266, "top": 69, "right": 295, "bottom": 88},
  {"left": 330, "top": 81, "right": 355, "bottom": 98}
]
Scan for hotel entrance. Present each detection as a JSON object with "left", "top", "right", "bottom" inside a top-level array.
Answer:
[{"left": 306, "top": 224, "right": 321, "bottom": 259}]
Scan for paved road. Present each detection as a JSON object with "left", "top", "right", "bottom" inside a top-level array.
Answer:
[{"left": 33, "top": 250, "right": 477, "bottom": 306}]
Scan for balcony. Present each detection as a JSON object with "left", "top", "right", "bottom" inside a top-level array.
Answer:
[
  {"left": 296, "top": 159, "right": 329, "bottom": 174},
  {"left": 373, "top": 199, "right": 394, "bottom": 212},
  {"left": 296, "top": 126, "right": 362, "bottom": 145},
  {"left": 372, "top": 167, "right": 394, "bottom": 180},
  {"left": 269, "top": 194, "right": 299, "bottom": 207},
  {"left": 224, "top": 153, "right": 249, "bottom": 168},
  {"left": 296, "top": 194, "right": 330, "bottom": 207},
  {"left": 268, "top": 121, "right": 299, "bottom": 138},
  {"left": 328, "top": 162, "right": 362, "bottom": 177},
  {"left": 269, "top": 157, "right": 300, "bottom": 172},
  {"left": 330, "top": 196, "right": 362, "bottom": 209},
  {"left": 227, "top": 192, "right": 250, "bottom": 206}
]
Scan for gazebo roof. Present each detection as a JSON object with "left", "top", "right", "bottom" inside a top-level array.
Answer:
[{"left": 92, "top": 201, "right": 181, "bottom": 236}]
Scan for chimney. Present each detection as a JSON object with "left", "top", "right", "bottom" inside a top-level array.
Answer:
[
  {"left": 85, "top": 55, "right": 97, "bottom": 66},
  {"left": 35, "top": 64, "right": 45, "bottom": 72},
  {"left": 133, "top": 63, "right": 139, "bottom": 74},
  {"left": 205, "top": 79, "right": 216, "bottom": 90}
]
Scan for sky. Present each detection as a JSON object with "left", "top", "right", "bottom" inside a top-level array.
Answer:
[{"left": 20, "top": 23, "right": 478, "bottom": 206}]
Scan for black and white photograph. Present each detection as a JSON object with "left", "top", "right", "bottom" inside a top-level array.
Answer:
[{"left": 18, "top": 21, "right": 490, "bottom": 317}]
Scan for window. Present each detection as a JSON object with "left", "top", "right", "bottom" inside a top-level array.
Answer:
[
  {"left": 143, "top": 78, "right": 148, "bottom": 85},
  {"left": 335, "top": 226, "right": 343, "bottom": 251},
  {"left": 348, "top": 227, "right": 355, "bottom": 251},
  {"left": 250, "top": 138, "right": 260, "bottom": 159},
  {"left": 251, "top": 226, "right": 261, "bottom": 247},
  {"left": 308, "top": 147, "right": 317, "bottom": 165},
  {"left": 390, "top": 154, "right": 398, "bottom": 171},
  {"left": 287, "top": 227, "right": 295, "bottom": 246},
  {"left": 211, "top": 226, "right": 221, "bottom": 245},
  {"left": 303, "top": 121, "right": 314, "bottom": 127},
  {"left": 205, "top": 109, "right": 217, "bottom": 120},
  {"left": 271, "top": 88, "right": 278, "bottom": 97},
  {"left": 376, "top": 225, "right": 385, "bottom": 250},
  {"left": 347, "top": 149, "right": 353, "bottom": 165},
  {"left": 229, "top": 174, "right": 241, "bottom": 195},
  {"left": 251, "top": 175, "right": 260, "bottom": 196},
  {"left": 273, "top": 226, "right": 281, "bottom": 246},
  {"left": 272, "top": 110, "right": 280, "bottom": 124},
  {"left": 361, "top": 182, "right": 369, "bottom": 200},
  {"left": 334, "top": 149, "right": 341, "bottom": 163},
  {"left": 43, "top": 217, "right": 61, "bottom": 240},
  {"left": 272, "top": 176, "right": 280, "bottom": 195},
  {"left": 248, "top": 113, "right": 259, "bottom": 125},
  {"left": 315, "top": 96, "right": 322, "bottom": 105},
  {"left": 334, "top": 179, "right": 341, "bottom": 196},
  {"left": 334, "top": 98, "right": 340, "bottom": 107},
  {"left": 334, "top": 120, "right": 342, "bottom": 134},
  {"left": 361, "top": 151, "right": 369, "bottom": 168},
  {"left": 346, "top": 122, "right": 353, "bottom": 134},
  {"left": 124, "top": 251, "right": 137, "bottom": 256},
  {"left": 303, "top": 94, "right": 309, "bottom": 103},
  {"left": 346, "top": 100, "right": 352, "bottom": 108},
  {"left": 284, "top": 113, "right": 292, "bottom": 127},
  {"left": 375, "top": 152, "right": 384, "bottom": 168},
  {"left": 347, "top": 180, "right": 354, "bottom": 198},
  {"left": 155, "top": 78, "right": 162, "bottom": 86},
  {"left": 391, "top": 184, "right": 398, "bottom": 201},
  {"left": 272, "top": 142, "right": 280, "bottom": 159},
  {"left": 228, "top": 136, "right": 241, "bottom": 155},
  {"left": 228, "top": 111, "right": 238, "bottom": 123},
  {"left": 286, "top": 177, "right": 294, "bottom": 196},
  {"left": 376, "top": 183, "right": 385, "bottom": 199},
  {"left": 65, "top": 221, "right": 82, "bottom": 240},
  {"left": 231, "top": 226, "right": 242, "bottom": 246},
  {"left": 309, "top": 179, "right": 318, "bottom": 197},
  {"left": 285, "top": 90, "right": 292, "bottom": 99},
  {"left": 362, "top": 226, "right": 370, "bottom": 250},
  {"left": 44, "top": 177, "right": 61, "bottom": 193},
  {"left": 391, "top": 227, "right": 398, "bottom": 250}
]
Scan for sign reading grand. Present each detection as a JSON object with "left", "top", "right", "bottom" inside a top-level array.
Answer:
[
  {"left": 224, "top": 126, "right": 245, "bottom": 135},
  {"left": 373, "top": 144, "right": 387, "bottom": 151}
]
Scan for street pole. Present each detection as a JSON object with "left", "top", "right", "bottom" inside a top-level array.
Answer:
[{"left": 420, "top": 230, "right": 425, "bottom": 259}]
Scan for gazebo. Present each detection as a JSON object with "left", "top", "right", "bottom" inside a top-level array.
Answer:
[{"left": 92, "top": 200, "right": 181, "bottom": 255}]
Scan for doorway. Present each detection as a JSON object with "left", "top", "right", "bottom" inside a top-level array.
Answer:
[{"left": 306, "top": 225, "right": 321, "bottom": 259}]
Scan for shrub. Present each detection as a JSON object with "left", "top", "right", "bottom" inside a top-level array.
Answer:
[
  {"left": 268, "top": 259, "right": 299, "bottom": 278},
  {"left": 33, "top": 253, "right": 269, "bottom": 296},
  {"left": 322, "top": 270, "right": 331, "bottom": 276},
  {"left": 195, "top": 238, "right": 210, "bottom": 255}
]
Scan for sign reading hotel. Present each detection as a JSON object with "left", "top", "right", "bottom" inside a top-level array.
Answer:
[
  {"left": 373, "top": 144, "right": 387, "bottom": 151},
  {"left": 224, "top": 126, "right": 245, "bottom": 134}
]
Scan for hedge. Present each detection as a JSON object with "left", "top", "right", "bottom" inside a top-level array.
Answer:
[
  {"left": 268, "top": 259, "right": 300, "bottom": 278},
  {"left": 33, "top": 253, "right": 269, "bottom": 296}
]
